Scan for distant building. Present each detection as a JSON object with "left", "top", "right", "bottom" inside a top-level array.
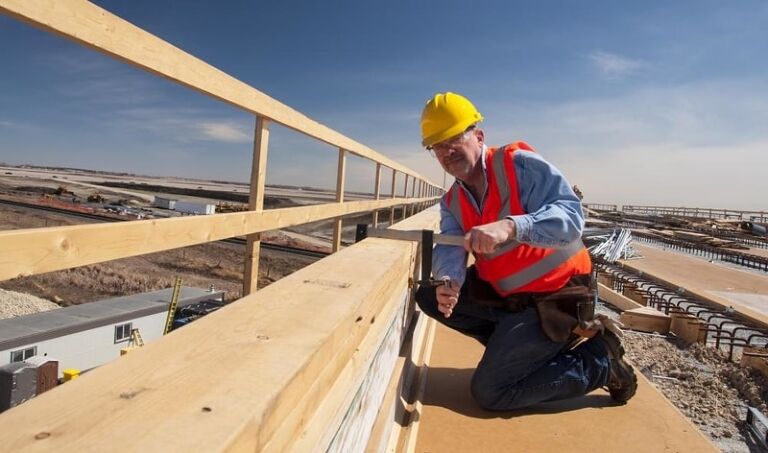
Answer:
[
  {"left": 152, "top": 196, "right": 176, "bottom": 209},
  {"left": 0, "top": 286, "right": 225, "bottom": 379}
]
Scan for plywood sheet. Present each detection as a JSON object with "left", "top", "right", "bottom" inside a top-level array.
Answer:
[{"left": 414, "top": 324, "right": 716, "bottom": 453}]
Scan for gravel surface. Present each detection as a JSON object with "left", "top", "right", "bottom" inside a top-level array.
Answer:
[{"left": 0, "top": 288, "right": 60, "bottom": 319}]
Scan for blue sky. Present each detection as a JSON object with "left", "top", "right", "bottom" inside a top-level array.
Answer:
[{"left": 1, "top": 1, "right": 767, "bottom": 209}]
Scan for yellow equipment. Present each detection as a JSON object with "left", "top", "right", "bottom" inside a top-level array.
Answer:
[
  {"left": 62, "top": 369, "right": 80, "bottom": 381},
  {"left": 420, "top": 92, "right": 484, "bottom": 148}
]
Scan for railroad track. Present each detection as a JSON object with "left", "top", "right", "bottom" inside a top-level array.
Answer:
[
  {"left": 0, "top": 198, "right": 329, "bottom": 259},
  {"left": 596, "top": 258, "right": 768, "bottom": 361}
]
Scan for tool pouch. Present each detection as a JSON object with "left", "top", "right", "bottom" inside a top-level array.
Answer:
[
  {"left": 533, "top": 274, "right": 596, "bottom": 343},
  {"left": 466, "top": 266, "right": 596, "bottom": 343}
]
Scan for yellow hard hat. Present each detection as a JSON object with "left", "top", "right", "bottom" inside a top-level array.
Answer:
[{"left": 420, "top": 92, "right": 484, "bottom": 148}]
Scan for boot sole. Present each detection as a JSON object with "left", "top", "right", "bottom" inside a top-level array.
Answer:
[{"left": 602, "top": 333, "right": 638, "bottom": 403}]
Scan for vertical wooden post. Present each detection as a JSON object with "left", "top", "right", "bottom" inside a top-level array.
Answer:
[
  {"left": 243, "top": 116, "right": 270, "bottom": 296},
  {"left": 417, "top": 180, "right": 422, "bottom": 212},
  {"left": 410, "top": 176, "right": 417, "bottom": 215},
  {"left": 402, "top": 175, "right": 410, "bottom": 219},
  {"left": 401, "top": 175, "right": 409, "bottom": 221},
  {"left": 332, "top": 148, "right": 347, "bottom": 252},
  {"left": 389, "top": 170, "right": 397, "bottom": 226},
  {"left": 372, "top": 163, "right": 382, "bottom": 228}
]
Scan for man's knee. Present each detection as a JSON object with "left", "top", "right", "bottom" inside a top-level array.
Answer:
[{"left": 470, "top": 373, "right": 525, "bottom": 411}]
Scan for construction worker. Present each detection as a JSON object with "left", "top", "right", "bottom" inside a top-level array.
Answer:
[{"left": 416, "top": 92, "right": 637, "bottom": 411}]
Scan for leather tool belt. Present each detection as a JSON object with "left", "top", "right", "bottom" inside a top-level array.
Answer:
[{"left": 465, "top": 266, "right": 596, "bottom": 343}]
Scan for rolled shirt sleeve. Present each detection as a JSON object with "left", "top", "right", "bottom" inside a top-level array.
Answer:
[
  {"left": 507, "top": 151, "right": 585, "bottom": 248},
  {"left": 432, "top": 198, "right": 469, "bottom": 286}
]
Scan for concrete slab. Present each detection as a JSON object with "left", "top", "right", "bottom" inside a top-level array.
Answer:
[{"left": 623, "top": 244, "right": 768, "bottom": 327}]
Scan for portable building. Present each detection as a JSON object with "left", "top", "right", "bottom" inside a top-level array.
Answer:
[
  {"left": 0, "top": 286, "right": 225, "bottom": 379},
  {"left": 152, "top": 196, "right": 176, "bottom": 209},
  {"left": 174, "top": 200, "right": 216, "bottom": 215}
]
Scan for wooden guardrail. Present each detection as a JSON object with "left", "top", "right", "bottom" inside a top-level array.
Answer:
[
  {"left": 0, "top": 0, "right": 442, "bottom": 295},
  {"left": 0, "top": 208, "right": 442, "bottom": 452},
  {"left": 0, "top": 1, "right": 447, "bottom": 449}
]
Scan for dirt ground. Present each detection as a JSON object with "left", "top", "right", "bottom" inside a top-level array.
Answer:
[{"left": 597, "top": 303, "right": 768, "bottom": 452}]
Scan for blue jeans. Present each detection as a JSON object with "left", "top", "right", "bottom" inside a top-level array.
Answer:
[{"left": 416, "top": 285, "right": 610, "bottom": 411}]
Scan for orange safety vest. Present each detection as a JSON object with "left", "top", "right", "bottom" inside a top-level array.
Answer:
[{"left": 443, "top": 142, "right": 592, "bottom": 295}]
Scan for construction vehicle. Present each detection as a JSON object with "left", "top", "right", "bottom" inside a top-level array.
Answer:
[
  {"left": 87, "top": 192, "right": 105, "bottom": 203},
  {"left": 53, "top": 186, "right": 75, "bottom": 196}
]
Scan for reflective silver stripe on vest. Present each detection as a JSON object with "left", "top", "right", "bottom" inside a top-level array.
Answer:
[
  {"left": 447, "top": 184, "right": 465, "bottom": 231},
  {"left": 495, "top": 241, "right": 584, "bottom": 293},
  {"left": 480, "top": 238, "right": 520, "bottom": 260},
  {"left": 491, "top": 145, "right": 512, "bottom": 219}
]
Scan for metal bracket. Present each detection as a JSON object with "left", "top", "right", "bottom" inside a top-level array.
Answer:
[{"left": 746, "top": 406, "right": 768, "bottom": 448}]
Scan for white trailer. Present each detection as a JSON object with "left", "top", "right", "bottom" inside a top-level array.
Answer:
[
  {"left": 174, "top": 200, "right": 216, "bottom": 215},
  {"left": 152, "top": 196, "right": 176, "bottom": 209},
  {"left": 0, "top": 287, "right": 224, "bottom": 378}
]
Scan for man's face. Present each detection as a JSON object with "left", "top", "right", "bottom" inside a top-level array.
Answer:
[{"left": 430, "top": 128, "right": 484, "bottom": 182}]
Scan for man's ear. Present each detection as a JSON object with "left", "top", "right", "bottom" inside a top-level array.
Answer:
[{"left": 475, "top": 128, "right": 485, "bottom": 145}]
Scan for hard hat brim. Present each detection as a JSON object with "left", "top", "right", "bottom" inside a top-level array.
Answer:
[{"left": 422, "top": 117, "right": 483, "bottom": 148}]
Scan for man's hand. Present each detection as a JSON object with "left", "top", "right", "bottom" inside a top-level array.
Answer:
[
  {"left": 463, "top": 218, "right": 516, "bottom": 254},
  {"left": 436, "top": 279, "right": 461, "bottom": 318}
]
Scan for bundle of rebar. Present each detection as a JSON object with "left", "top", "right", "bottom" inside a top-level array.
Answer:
[{"left": 586, "top": 228, "right": 637, "bottom": 262}]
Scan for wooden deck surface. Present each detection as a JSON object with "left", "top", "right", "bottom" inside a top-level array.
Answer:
[
  {"left": 413, "top": 323, "right": 717, "bottom": 453},
  {"left": 625, "top": 243, "right": 768, "bottom": 325}
]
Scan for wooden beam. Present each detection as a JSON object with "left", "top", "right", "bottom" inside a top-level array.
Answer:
[
  {"left": 0, "top": 196, "right": 438, "bottom": 282},
  {"left": 598, "top": 283, "right": 644, "bottom": 312},
  {"left": 0, "top": 0, "right": 437, "bottom": 187},
  {"left": 243, "top": 116, "right": 270, "bottom": 296},
  {"left": 741, "top": 347, "right": 768, "bottom": 378},
  {"left": 619, "top": 307, "right": 671, "bottom": 334},
  {"left": 402, "top": 176, "right": 410, "bottom": 219},
  {"left": 0, "top": 208, "right": 442, "bottom": 452},
  {"left": 669, "top": 313, "right": 706, "bottom": 344},
  {"left": 623, "top": 285, "right": 647, "bottom": 306},
  {"left": 332, "top": 148, "right": 347, "bottom": 253},
  {"left": 372, "top": 163, "right": 382, "bottom": 228},
  {"left": 389, "top": 171, "right": 397, "bottom": 227}
]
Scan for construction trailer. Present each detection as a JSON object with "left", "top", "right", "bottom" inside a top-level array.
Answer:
[
  {"left": 0, "top": 286, "right": 225, "bottom": 379},
  {"left": 174, "top": 200, "right": 216, "bottom": 215},
  {"left": 152, "top": 196, "right": 176, "bottom": 210}
]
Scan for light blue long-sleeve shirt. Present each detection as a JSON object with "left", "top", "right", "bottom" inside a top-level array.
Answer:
[{"left": 433, "top": 145, "right": 585, "bottom": 286}]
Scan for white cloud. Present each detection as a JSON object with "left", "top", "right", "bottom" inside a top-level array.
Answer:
[
  {"left": 587, "top": 50, "right": 645, "bottom": 79},
  {"left": 198, "top": 122, "right": 251, "bottom": 143}
]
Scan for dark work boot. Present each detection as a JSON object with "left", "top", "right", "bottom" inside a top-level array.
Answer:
[{"left": 593, "top": 329, "right": 638, "bottom": 403}]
